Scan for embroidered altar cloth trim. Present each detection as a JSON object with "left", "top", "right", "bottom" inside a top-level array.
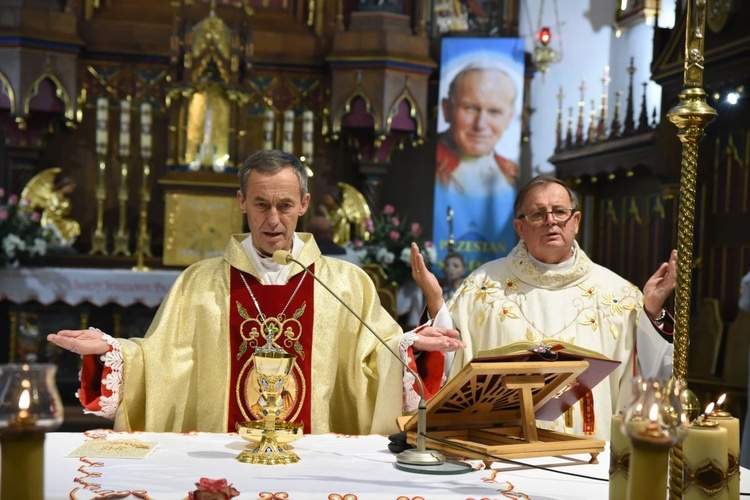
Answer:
[{"left": 0, "top": 267, "right": 181, "bottom": 307}]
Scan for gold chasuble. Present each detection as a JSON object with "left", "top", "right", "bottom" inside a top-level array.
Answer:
[{"left": 114, "top": 233, "right": 407, "bottom": 435}]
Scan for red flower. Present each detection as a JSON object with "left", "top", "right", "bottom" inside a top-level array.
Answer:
[
  {"left": 389, "top": 230, "right": 400, "bottom": 240},
  {"left": 410, "top": 222, "right": 422, "bottom": 238},
  {"left": 382, "top": 204, "right": 395, "bottom": 215},
  {"left": 188, "top": 478, "right": 240, "bottom": 500}
]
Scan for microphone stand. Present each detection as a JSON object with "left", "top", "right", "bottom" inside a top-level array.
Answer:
[{"left": 273, "top": 250, "right": 446, "bottom": 467}]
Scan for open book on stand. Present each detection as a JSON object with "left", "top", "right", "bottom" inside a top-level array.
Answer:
[{"left": 399, "top": 339, "right": 621, "bottom": 464}]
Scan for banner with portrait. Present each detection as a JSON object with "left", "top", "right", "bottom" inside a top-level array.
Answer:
[{"left": 432, "top": 37, "right": 524, "bottom": 279}]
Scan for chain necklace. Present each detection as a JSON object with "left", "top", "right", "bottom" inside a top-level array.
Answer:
[{"left": 239, "top": 269, "right": 307, "bottom": 355}]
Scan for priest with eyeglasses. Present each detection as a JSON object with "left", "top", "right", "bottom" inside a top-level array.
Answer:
[{"left": 411, "top": 175, "right": 677, "bottom": 440}]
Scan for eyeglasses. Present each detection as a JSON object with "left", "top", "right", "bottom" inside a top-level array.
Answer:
[{"left": 517, "top": 208, "right": 577, "bottom": 225}]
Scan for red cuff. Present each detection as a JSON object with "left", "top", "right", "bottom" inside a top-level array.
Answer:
[
  {"left": 407, "top": 347, "right": 445, "bottom": 400},
  {"left": 78, "top": 354, "right": 113, "bottom": 412}
]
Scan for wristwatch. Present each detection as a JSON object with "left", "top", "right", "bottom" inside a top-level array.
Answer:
[{"left": 651, "top": 308, "right": 667, "bottom": 323}]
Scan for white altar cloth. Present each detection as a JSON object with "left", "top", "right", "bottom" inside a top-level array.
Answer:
[
  {"left": 37, "top": 431, "right": 750, "bottom": 500},
  {"left": 0, "top": 267, "right": 181, "bottom": 307}
]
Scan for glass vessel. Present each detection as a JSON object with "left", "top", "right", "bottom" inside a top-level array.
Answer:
[{"left": 0, "top": 363, "right": 64, "bottom": 432}]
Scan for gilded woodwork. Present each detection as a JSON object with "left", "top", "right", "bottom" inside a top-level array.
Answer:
[{"left": 23, "top": 70, "right": 74, "bottom": 122}]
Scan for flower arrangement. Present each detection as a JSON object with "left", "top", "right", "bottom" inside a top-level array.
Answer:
[
  {"left": 187, "top": 477, "right": 240, "bottom": 500},
  {"left": 350, "top": 204, "right": 437, "bottom": 285},
  {"left": 0, "top": 187, "right": 54, "bottom": 266}
]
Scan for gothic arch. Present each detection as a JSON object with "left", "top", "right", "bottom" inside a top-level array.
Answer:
[
  {"left": 23, "top": 70, "right": 74, "bottom": 121},
  {"left": 331, "top": 90, "right": 380, "bottom": 138},
  {"left": 0, "top": 71, "right": 17, "bottom": 115},
  {"left": 385, "top": 89, "right": 425, "bottom": 139}
]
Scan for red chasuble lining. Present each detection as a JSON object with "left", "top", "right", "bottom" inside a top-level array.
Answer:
[{"left": 228, "top": 266, "right": 314, "bottom": 433}]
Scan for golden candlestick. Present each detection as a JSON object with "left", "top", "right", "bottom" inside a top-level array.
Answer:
[
  {"left": 89, "top": 154, "right": 109, "bottom": 255},
  {"left": 90, "top": 98, "right": 109, "bottom": 255},
  {"left": 132, "top": 160, "right": 151, "bottom": 272},
  {"left": 666, "top": 1, "right": 717, "bottom": 498},
  {"left": 112, "top": 154, "right": 132, "bottom": 256},
  {"left": 133, "top": 102, "right": 153, "bottom": 271}
]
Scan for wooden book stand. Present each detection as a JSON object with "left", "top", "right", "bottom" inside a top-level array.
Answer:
[{"left": 399, "top": 358, "right": 610, "bottom": 466}]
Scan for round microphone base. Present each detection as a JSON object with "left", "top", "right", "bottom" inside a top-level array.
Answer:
[
  {"left": 396, "top": 447, "right": 446, "bottom": 465},
  {"left": 394, "top": 458, "right": 473, "bottom": 475}
]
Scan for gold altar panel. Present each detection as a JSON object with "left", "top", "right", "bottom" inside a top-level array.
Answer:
[{"left": 163, "top": 192, "right": 243, "bottom": 266}]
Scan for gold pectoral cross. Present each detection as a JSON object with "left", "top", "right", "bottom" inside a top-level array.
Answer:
[{"left": 235, "top": 301, "right": 307, "bottom": 360}]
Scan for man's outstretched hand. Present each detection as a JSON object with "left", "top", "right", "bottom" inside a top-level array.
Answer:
[
  {"left": 643, "top": 249, "right": 678, "bottom": 317},
  {"left": 410, "top": 242, "right": 444, "bottom": 318},
  {"left": 412, "top": 325, "right": 465, "bottom": 352},
  {"left": 47, "top": 329, "right": 109, "bottom": 356}
]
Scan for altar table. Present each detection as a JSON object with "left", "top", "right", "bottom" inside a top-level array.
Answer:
[
  {"left": 36, "top": 431, "right": 750, "bottom": 500},
  {"left": 0, "top": 267, "right": 181, "bottom": 308}
]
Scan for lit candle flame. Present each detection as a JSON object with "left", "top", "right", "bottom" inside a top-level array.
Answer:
[
  {"left": 649, "top": 403, "right": 659, "bottom": 422},
  {"left": 18, "top": 389, "right": 30, "bottom": 411},
  {"left": 716, "top": 393, "right": 726, "bottom": 407},
  {"left": 705, "top": 402, "right": 715, "bottom": 416}
]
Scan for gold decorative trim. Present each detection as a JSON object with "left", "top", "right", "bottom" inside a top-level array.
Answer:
[
  {"left": 0, "top": 71, "right": 17, "bottom": 115},
  {"left": 331, "top": 89, "right": 380, "bottom": 136},
  {"left": 385, "top": 85, "right": 424, "bottom": 139},
  {"left": 23, "top": 69, "right": 74, "bottom": 121}
]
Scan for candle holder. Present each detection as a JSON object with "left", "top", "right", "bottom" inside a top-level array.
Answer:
[
  {"left": 112, "top": 154, "right": 132, "bottom": 256},
  {"left": 622, "top": 378, "right": 688, "bottom": 500},
  {"left": 90, "top": 152, "right": 109, "bottom": 255},
  {"left": 0, "top": 363, "right": 64, "bottom": 500}
]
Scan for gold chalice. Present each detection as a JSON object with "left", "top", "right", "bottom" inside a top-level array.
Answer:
[
  {"left": 237, "top": 420, "right": 303, "bottom": 446},
  {"left": 236, "top": 351, "right": 300, "bottom": 465}
]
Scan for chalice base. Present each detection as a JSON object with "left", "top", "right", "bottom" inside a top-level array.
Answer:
[{"left": 237, "top": 433, "right": 300, "bottom": 465}]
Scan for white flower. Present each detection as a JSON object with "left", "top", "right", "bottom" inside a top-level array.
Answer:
[
  {"left": 3, "top": 234, "right": 25, "bottom": 258},
  {"left": 30, "top": 238, "right": 47, "bottom": 256},
  {"left": 399, "top": 246, "right": 411, "bottom": 265},
  {"left": 375, "top": 247, "right": 395, "bottom": 265},
  {"left": 354, "top": 248, "right": 368, "bottom": 261},
  {"left": 423, "top": 244, "right": 438, "bottom": 265}
]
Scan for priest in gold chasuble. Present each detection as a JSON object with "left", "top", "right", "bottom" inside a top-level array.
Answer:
[{"left": 50, "top": 150, "right": 463, "bottom": 435}]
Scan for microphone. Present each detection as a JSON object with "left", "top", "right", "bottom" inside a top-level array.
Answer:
[{"left": 273, "top": 249, "right": 447, "bottom": 469}]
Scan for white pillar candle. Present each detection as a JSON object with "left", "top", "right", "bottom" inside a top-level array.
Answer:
[
  {"left": 625, "top": 424, "right": 671, "bottom": 500},
  {"left": 96, "top": 97, "right": 108, "bottom": 155},
  {"left": 683, "top": 421, "right": 729, "bottom": 500},
  {"left": 119, "top": 99, "right": 131, "bottom": 157},
  {"left": 301, "top": 110, "right": 313, "bottom": 162},
  {"left": 262, "top": 108, "right": 275, "bottom": 150},
  {"left": 612, "top": 414, "right": 650, "bottom": 500},
  {"left": 140, "top": 102, "right": 152, "bottom": 158},
  {"left": 710, "top": 405, "right": 740, "bottom": 499},
  {"left": 282, "top": 110, "right": 294, "bottom": 153},
  {"left": 609, "top": 413, "right": 629, "bottom": 500}
]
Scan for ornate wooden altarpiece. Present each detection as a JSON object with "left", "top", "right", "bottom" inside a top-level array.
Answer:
[{"left": 159, "top": 1, "right": 254, "bottom": 265}]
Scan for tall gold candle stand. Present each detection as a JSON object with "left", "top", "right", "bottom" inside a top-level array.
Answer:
[
  {"left": 90, "top": 97, "right": 109, "bottom": 255},
  {"left": 113, "top": 98, "right": 132, "bottom": 256},
  {"left": 666, "top": 1, "right": 717, "bottom": 498},
  {"left": 133, "top": 102, "right": 153, "bottom": 272}
]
